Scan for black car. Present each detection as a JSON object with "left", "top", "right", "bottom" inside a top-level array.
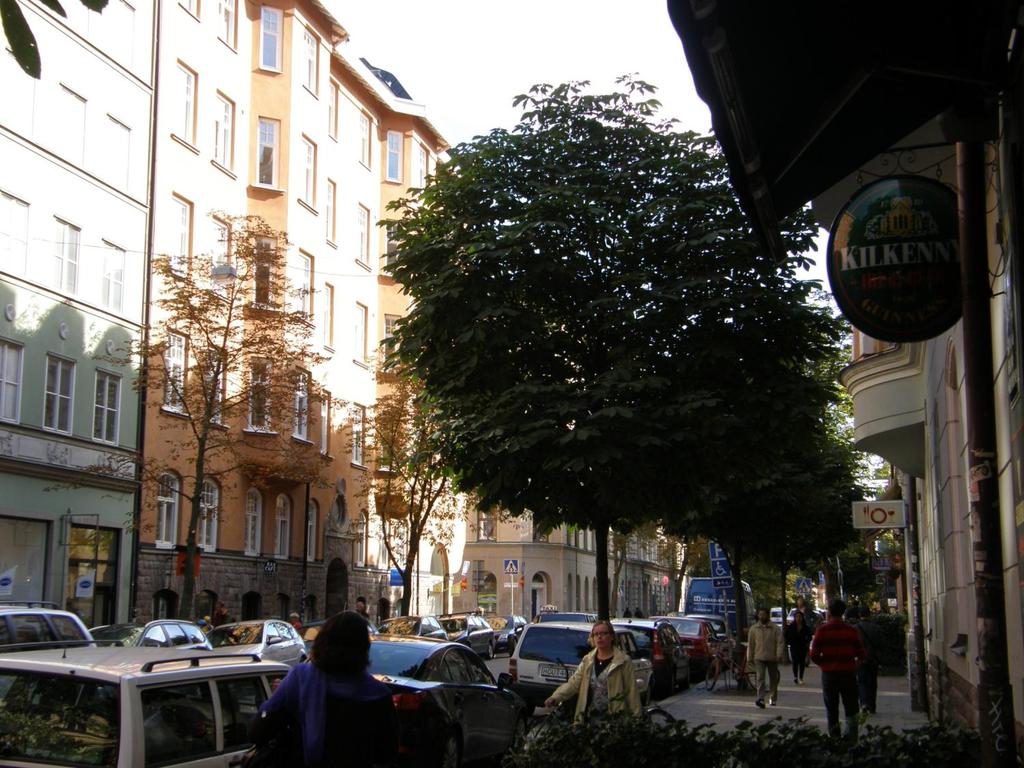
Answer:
[
  {"left": 485, "top": 615, "right": 527, "bottom": 655},
  {"left": 612, "top": 619, "right": 690, "bottom": 697},
  {"left": 437, "top": 613, "right": 496, "bottom": 658},
  {"left": 369, "top": 635, "right": 530, "bottom": 767},
  {"left": 378, "top": 615, "right": 448, "bottom": 641}
]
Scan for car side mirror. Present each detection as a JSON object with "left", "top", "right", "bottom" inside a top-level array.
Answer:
[
  {"left": 267, "top": 636, "right": 284, "bottom": 645},
  {"left": 142, "top": 638, "right": 162, "bottom": 648},
  {"left": 497, "top": 672, "right": 513, "bottom": 689}
]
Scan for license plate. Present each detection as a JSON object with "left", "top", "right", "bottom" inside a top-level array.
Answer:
[{"left": 539, "top": 664, "right": 568, "bottom": 681}]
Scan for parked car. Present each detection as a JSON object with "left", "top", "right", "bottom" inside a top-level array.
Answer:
[
  {"left": 301, "top": 616, "right": 378, "bottom": 653},
  {"left": 437, "top": 613, "right": 496, "bottom": 658},
  {"left": 486, "top": 615, "right": 528, "bottom": 654},
  {"left": 612, "top": 618, "right": 689, "bottom": 697},
  {"left": 683, "top": 613, "right": 729, "bottom": 641},
  {"left": 370, "top": 635, "right": 529, "bottom": 766},
  {"left": 0, "top": 601, "right": 92, "bottom": 649},
  {"left": 509, "top": 620, "right": 654, "bottom": 707},
  {"left": 534, "top": 611, "right": 597, "bottom": 624},
  {"left": 378, "top": 615, "right": 448, "bottom": 641},
  {"left": 207, "top": 619, "right": 306, "bottom": 666},
  {"left": 90, "top": 620, "right": 212, "bottom": 650},
  {"left": 653, "top": 615, "right": 716, "bottom": 680},
  {"left": 0, "top": 644, "right": 289, "bottom": 767}
]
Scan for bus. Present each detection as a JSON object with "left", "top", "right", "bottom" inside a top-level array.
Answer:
[{"left": 683, "top": 577, "right": 756, "bottom": 636}]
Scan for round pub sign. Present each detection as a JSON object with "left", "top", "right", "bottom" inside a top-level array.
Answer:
[{"left": 827, "top": 176, "right": 961, "bottom": 342}]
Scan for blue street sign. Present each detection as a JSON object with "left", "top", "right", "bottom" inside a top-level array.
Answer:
[
  {"left": 708, "top": 541, "right": 732, "bottom": 580},
  {"left": 795, "top": 577, "right": 813, "bottom": 594},
  {"left": 503, "top": 559, "right": 519, "bottom": 575},
  {"left": 389, "top": 568, "right": 403, "bottom": 587},
  {"left": 712, "top": 576, "right": 734, "bottom": 589}
]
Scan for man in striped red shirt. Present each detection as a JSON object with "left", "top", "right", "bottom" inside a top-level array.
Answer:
[{"left": 809, "top": 598, "right": 866, "bottom": 740}]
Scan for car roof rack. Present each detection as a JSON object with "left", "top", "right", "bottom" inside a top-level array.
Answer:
[
  {"left": 0, "top": 601, "right": 61, "bottom": 608},
  {"left": 141, "top": 653, "right": 263, "bottom": 673}
]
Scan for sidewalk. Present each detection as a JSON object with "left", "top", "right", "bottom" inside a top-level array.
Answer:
[{"left": 660, "top": 664, "right": 928, "bottom": 732}]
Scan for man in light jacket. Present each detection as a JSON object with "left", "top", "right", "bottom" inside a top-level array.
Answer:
[{"left": 747, "top": 608, "right": 785, "bottom": 708}]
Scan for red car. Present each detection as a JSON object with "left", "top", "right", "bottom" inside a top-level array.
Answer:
[{"left": 652, "top": 616, "right": 717, "bottom": 680}]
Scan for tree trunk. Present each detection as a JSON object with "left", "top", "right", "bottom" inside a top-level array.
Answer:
[
  {"left": 400, "top": 561, "right": 413, "bottom": 616},
  {"left": 731, "top": 544, "right": 748, "bottom": 638},
  {"left": 779, "top": 564, "right": 788, "bottom": 627},
  {"left": 610, "top": 539, "right": 625, "bottom": 616},
  {"left": 180, "top": 492, "right": 201, "bottom": 620},
  {"left": 595, "top": 525, "right": 610, "bottom": 620}
]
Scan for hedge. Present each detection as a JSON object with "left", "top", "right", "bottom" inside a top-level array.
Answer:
[
  {"left": 868, "top": 612, "right": 908, "bottom": 672},
  {"left": 505, "top": 714, "right": 978, "bottom": 768}
]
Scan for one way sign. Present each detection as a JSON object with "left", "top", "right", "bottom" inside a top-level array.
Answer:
[{"left": 503, "top": 559, "right": 519, "bottom": 575}]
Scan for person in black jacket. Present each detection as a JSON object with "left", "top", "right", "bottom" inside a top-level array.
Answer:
[
  {"left": 855, "top": 605, "right": 884, "bottom": 714},
  {"left": 784, "top": 609, "right": 813, "bottom": 685},
  {"left": 252, "top": 611, "right": 397, "bottom": 767}
]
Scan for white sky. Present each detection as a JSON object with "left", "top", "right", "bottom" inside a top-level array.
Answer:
[{"left": 330, "top": 0, "right": 831, "bottom": 288}]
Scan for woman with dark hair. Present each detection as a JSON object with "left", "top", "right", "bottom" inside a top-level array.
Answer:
[{"left": 252, "top": 611, "right": 396, "bottom": 767}]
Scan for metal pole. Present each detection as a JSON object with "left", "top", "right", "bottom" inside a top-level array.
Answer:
[
  {"left": 904, "top": 476, "right": 929, "bottom": 713},
  {"left": 300, "top": 482, "right": 310, "bottom": 623},
  {"left": 957, "top": 140, "right": 1017, "bottom": 768}
]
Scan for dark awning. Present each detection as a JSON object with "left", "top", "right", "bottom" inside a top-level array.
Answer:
[{"left": 668, "top": 0, "right": 1016, "bottom": 258}]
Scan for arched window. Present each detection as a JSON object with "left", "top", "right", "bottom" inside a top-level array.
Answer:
[
  {"left": 304, "top": 594, "right": 317, "bottom": 621},
  {"left": 153, "top": 589, "right": 177, "bottom": 619},
  {"left": 156, "top": 474, "right": 179, "bottom": 548},
  {"left": 276, "top": 593, "right": 289, "bottom": 618},
  {"left": 241, "top": 591, "right": 261, "bottom": 620},
  {"left": 306, "top": 500, "right": 318, "bottom": 561},
  {"left": 199, "top": 479, "right": 219, "bottom": 551},
  {"left": 275, "top": 494, "right": 291, "bottom": 557},
  {"left": 584, "top": 577, "right": 590, "bottom": 611},
  {"left": 244, "top": 489, "right": 262, "bottom": 555},
  {"left": 196, "top": 589, "right": 216, "bottom": 620}
]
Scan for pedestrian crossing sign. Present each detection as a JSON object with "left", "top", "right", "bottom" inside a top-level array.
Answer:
[{"left": 503, "top": 559, "right": 519, "bottom": 575}]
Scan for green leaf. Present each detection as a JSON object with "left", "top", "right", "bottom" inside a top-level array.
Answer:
[
  {"left": 1, "top": 0, "right": 40, "bottom": 78},
  {"left": 78, "top": 0, "right": 108, "bottom": 11},
  {"left": 37, "top": 0, "right": 67, "bottom": 17}
]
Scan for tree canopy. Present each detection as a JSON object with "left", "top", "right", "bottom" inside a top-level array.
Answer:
[{"left": 387, "top": 78, "right": 847, "bottom": 618}]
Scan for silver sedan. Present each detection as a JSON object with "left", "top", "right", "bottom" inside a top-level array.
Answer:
[{"left": 206, "top": 619, "right": 306, "bottom": 666}]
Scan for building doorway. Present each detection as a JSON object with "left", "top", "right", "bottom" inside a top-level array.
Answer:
[
  {"left": 531, "top": 572, "right": 549, "bottom": 618},
  {"left": 325, "top": 558, "right": 349, "bottom": 617}
]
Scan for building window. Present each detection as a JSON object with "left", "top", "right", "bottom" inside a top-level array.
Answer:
[
  {"left": 386, "top": 131, "right": 402, "bottom": 182},
  {"left": 322, "top": 282, "right": 334, "bottom": 348},
  {"left": 477, "top": 510, "right": 496, "bottom": 541},
  {"left": 164, "top": 333, "right": 186, "bottom": 410},
  {"left": 93, "top": 371, "right": 120, "bottom": 443},
  {"left": 0, "top": 192, "right": 29, "bottom": 274},
  {"left": 356, "top": 511, "right": 368, "bottom": 566},
  {"left": 257, "top": 118, "right": 279, "bottom": 187},
  {"left": 59, "top": 85, "right": 86, "bottom": 164},
  {"left": 54, "top": 218, "right": 80, "bottom": 294},
  {"left": 351, "top": 405, "right": 365, "bottom": 465},
  {"left": 384, "top": 223, "right": 399, "bottom": 268},
  {"left": 199, "top": 479, "right": 218, "bottom": 551},
  {"left": 201, "top": 349, "right": 224, "bottom": 423},
  {"left": 301, "top": 136, "right": 316, "bottom": 205},
  {"left": 306, "top": 500, "right": 317, "bottom": 561},
  {"left": 353, "top": 303, "right": 367, "bottom": 363},
  {"left": 175, "top": 63, "right": 197, "bottom": 144},
  {"left": 319, "top": 392, "right": 330, "bottom": 454},
  {"left": 297, "top": 252, "right": 312, "bottom": 316},
  {"left": 156, "top": 474, "right": 179, "bottom": 548},
  {"left": 105, "top": 116, "right": 131, "bottom": 189},
  {"left": 325, "top": 179, "right": 336, "bottom": 242},
  {"left": 44, "top": 356, "right": 74, "bottom": 433},
  {"left": 217, "top": 0, "right": 235, "bottom": 47},
  {"left": 254, "top": 238, "right": 274, "bottom": 304},
  {"left": 179, "top": 0, "right": 196, "bottom": 15},
  {"left": 293, "top": 370, "right": 309, "bottom": 440},
  {"left": 356, "top": 205, "right": 369, "bottom": 266},
  {"left": 260, "top": 6, "right": 282, "bottom": 70},
  {"left": 383, "top": 314, "right": 399, "bottom": 357},
  {"left": 359, "top": 113, "right": 370, "bottom": 166},
  {"left": 213, "top": 219, "right": 230, "bottom": 271},
  {"left": 302, "top": 28, "right": 318, "bottom": 93},
  {"left": 0, "top": 341, "right": 23, "bottom": 423},
  {"left": 249, "top": 361, "right": 270, "bottom": 430},
  {"left": 328, "top": 81, "right": 339, "bottom": 138},
  {"left": 169, "top": 195, "right": 191, "bottom": 273},
  {"left": 102, "top": 243, "right": 125, "bottom": 313},
  {"left": 275, "top": 494, "right": 291, "bottom": 557},
  {"left": 214, "top": 94, "right": 234, "bottom": 169},
  {"left": 414, "top": 143, "right": 427, "bottom": 188},
  {"left": 244, "top": 488, "right": 262, "bottom": 555}
]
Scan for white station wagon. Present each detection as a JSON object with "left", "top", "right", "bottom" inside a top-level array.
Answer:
[{"left": 0, "top": 646, "right": 290, "bottom": 767}]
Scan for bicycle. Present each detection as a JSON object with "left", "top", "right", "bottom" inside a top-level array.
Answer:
[{"left": 704, "top": 640, "right": 755, "bottom": 692}]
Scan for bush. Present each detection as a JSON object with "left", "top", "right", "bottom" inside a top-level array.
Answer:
[
  {"left": 870, "top": 612, "right": 908, "bottom": 671},
  {"left": 504, "top": 714, "right": 979, "bottom": 768}
]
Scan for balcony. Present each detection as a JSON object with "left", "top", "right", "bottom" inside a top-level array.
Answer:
[{"left": 840, "top": 333, "right": 925, "bottom": 477}]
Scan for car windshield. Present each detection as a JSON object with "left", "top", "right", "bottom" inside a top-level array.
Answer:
[
  {"left": 440, "top": 618, "right": 466, "bottom": 634},
  {"left": 671, "top": 620, "right": 703, "bottom": 636},
  {"left": 379, "top": 618, "right": 420, "bottom": 635},
  {"left": 622, "top": 627, "right": 652, "bottom": 650},
  {"left": 90, "top": 625, "right": 142, "bottom": 646},
  {"left": 0, "top": 669, "right": 119, "bottom": 766},
  {"left": 368, "top": 642, "right": 429, "bottom": 679},
  {"left": 518, "top": 628, "right": 591, "bottom": 664},
  {"left": 207, "top": 624, "right": 263, "bottom": 647},
  {"left": 486, "top": 617, "right": 509, "bottom": 630}
]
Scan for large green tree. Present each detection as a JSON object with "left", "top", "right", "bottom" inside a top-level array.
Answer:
[{"left": 387, "top": 78, "right": 828, "bottom": 619}]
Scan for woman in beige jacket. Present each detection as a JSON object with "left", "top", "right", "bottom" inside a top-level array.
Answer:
[{"left": 544, "top": 620, "right": 642, "bottom": 719}]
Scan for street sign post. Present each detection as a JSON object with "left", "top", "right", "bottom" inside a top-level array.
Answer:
[
  {"left": 712, "top": 576, "right": 734, "bottom": 589},
  {"left": 503, "top": 560, "right": 519, "bottom": 614},
  {"left": 852, "top": 500, "right": 907, "bottom": 529}
]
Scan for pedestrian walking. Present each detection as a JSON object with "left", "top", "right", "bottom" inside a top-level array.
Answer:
[
  {"left": 747, "top": 608, "right": 785, "bottom": 708},
  {"left": 809, "top": 598, "right": 866, "bottom": 740},
  {"left": 211, "top": 601, "right": 229, "bottom": 628},
  {"left": 784, "top": 609, "right": 813, "bottom": 684},
  {"left": 855, "top": 605, "right": 884, "bottom": 714},
  {"left": 289, "top": 611, "right": 303, "bottom": 631},
  {"left": 355, "top": 596, "right": 370, "bottom": 622},
  {"left": 795, "top": 595, "right": 819, "bottom": 633}
]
